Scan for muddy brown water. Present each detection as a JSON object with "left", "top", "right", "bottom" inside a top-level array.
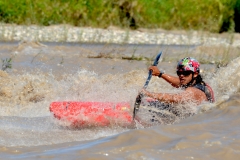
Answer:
[{"left": 0, "top": 41, "right": 239, "bottom": 159}]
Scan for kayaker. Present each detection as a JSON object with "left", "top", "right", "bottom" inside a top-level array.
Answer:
[{"left": 141, "top": 57, "right": 215, "bottom": 105}]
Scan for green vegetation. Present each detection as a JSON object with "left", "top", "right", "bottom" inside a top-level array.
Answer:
[
  {"left": 2, "top": 58, "right": 12, "bottom": 71},
  {"left": 0, "top": 0, "right": 239, "bottom": 33}
]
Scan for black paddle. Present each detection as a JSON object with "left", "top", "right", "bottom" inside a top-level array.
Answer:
[{"left": 133, "top": 51, "right": 162, "bottom": 119}]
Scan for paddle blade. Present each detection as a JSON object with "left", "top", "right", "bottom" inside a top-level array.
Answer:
[
  {"left": 152, "top": 51, "right": 162, "bottom": 66},
  {"left": 133, "top": 93, "right": 143, "bottom": 119}
]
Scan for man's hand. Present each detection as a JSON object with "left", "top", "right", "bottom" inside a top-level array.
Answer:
[
  {"left": 149, "top": 66, "right": 161, "bottom": 76},
  {"left": 140, "top": 89, "right": 151, "bottom": 97}
]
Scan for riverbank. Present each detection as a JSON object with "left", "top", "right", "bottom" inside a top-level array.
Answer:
[
  {"left": 0, "top": 23, "right": 240, "bottom": 68},
  {"left": 0, "top": 0, "right": 238, "bottom": 33},
  {"left": 1, "top": 24, "right": 240, "bottom": 47}
]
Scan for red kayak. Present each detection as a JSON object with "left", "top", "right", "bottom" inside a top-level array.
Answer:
[{"left": 50, "top": 101, "right": 133, "bottom": 128}]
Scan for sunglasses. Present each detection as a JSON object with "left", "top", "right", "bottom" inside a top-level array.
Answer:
[{"left": 177, "top": 71, "right": 193, "bottom": 76}]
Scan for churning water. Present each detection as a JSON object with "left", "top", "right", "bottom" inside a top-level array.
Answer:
[{"left": 0, "top": 41, "right": 239, "bottom": 159}]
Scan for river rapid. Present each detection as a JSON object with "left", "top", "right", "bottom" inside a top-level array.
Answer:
[{"left": 0, "top": 39, "right": 240, "bottom": 159}]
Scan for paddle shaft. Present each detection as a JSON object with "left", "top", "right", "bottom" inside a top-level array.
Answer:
[{"left": 133, "top": 52, "right": 162, "bottom": 119}]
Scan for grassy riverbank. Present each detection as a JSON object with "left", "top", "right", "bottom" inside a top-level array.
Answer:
[{"left": 0, "top": 0, "right": 239, "bottom": 33}]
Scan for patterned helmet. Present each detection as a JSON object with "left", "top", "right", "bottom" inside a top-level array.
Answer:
[{"left": 177, "top": 57, "right": 200, "bottom": 72}]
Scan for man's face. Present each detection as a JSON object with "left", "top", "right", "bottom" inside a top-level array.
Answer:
[{"left": 177, "top": 71, "right": 198, "bottom": 85}]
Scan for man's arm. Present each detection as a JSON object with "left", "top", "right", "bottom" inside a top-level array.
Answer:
[
  {"left": 161, "top": 73, "right": 181, "bottom": 88},
  {"left": 149, "top": 66, "right": 180, "bottom": 88},
  {"left": 141, "top": 87, "right": 207, "bottom": 104}
]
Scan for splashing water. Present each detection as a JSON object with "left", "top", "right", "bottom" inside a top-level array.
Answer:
[{"left": 0, "top": 41, "right": 239, "bottom": 149}]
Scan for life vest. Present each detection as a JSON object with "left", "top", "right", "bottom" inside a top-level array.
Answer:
[{"left": 193, "top": 83, "right": 215, "bottom": 103}]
